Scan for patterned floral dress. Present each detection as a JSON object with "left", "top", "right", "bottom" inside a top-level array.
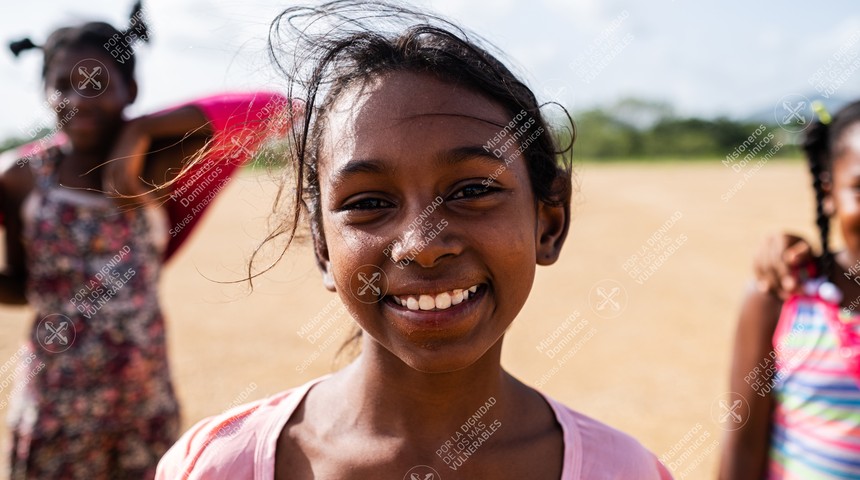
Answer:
[{"left": 8, "top": 149, "right": 179, "bottom": 480}]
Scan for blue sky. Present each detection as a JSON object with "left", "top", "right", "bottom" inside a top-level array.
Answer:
[{"left": 1, "top": 0, "right": 859, "bottom": 138}]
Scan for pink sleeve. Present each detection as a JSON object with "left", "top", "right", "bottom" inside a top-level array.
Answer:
[
  {"left": 156, "top": 418, "right": 211, "bottom": 480},
  {"left": 156, "top": 387, "right": 302, "bottom": 479},
  {"left": 549, "top": 397, "right": 673, "bottom": 479},
  {"left": 190, "top": 92, "right": 299, "bottom": 138},
  {"left": 156, "top": 408, "right": 260, "bottom": 480}
]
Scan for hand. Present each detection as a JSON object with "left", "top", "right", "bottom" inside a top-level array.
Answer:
[{"left": 752, "top": 233, "right": 814, "bottom": 299}]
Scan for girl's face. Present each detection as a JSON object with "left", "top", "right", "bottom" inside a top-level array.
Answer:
[
  {"left": 832, "top": 124, "right": 860, "bottom": 257},
  {"left": 44, "top": 46, "right": 136, "bottom": 152},
  {"left": 315, "top": 71, "right": 568, "bottom": 373}
]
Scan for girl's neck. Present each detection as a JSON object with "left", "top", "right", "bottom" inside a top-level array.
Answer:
[
  {"left": 54, "top": 146, "right": 114, "bottom": 192},
  {"left": 326, "top": 339, "right": 522, "bottom": 439}
]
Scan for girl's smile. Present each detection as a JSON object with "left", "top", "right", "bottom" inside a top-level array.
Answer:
[
  {"left": 387, "top": 283, "right": 482, "bottom": 310},
  {"left": 383, "top": 283, "right": 487, "bottom": 333}
]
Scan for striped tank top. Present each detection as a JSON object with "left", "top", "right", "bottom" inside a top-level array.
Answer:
[{"left": 769, "top": 286, "right": 860, "bottom": 479}]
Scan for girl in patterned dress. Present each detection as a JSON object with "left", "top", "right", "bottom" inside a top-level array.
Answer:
[
  {"left": 0, "top": 3, "right": 292, "bottom": 478},
  {"left": 721, "top": 101, "right": 860, "bottom": 479}
]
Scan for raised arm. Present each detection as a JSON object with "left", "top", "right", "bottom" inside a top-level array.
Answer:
[
  {"left": 102, "top": 105, "right": 213, "bottom": 208},
  {"left": 718, "top": 283, "right": 783, "bottom": 479}
]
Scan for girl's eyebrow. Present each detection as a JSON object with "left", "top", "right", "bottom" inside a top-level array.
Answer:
[
  {"left": 442, "top": 145, "right": 506, "bottom": 165},
  {"left": 332, "top": 158, "right": 393, "bottom": 185},
  {"left": 333, "top": 145, "right": 506, "bottom": 184}
]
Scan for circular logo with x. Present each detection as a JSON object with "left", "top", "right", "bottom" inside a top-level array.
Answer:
[
  {"left": 36, "top": 314, "right": 76, "bottom": 353},
  {"left": 774, "top": 93, "right": 812, "bottom": 133},
  {"left": 71, "top": 58, "right": 110, "bottom": 98},
  {"left": 349, "top": 264, "right": 389, "bottom": 304},
  {"left": 404, "top": 465, "right": 441, "bottom": 480},
  {"left": 588, "top": 279, "right": 628, "bottom": 319},
  {"left": 711, "top": 392, "right": 750, "bottom": 431}
]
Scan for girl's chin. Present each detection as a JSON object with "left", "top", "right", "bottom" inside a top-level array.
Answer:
[
  {"left": 385, "top": 336, "right": 499, "bottom": 374},
  {"left": 400, "top": 354, "right": 485, "bottom": 375}
]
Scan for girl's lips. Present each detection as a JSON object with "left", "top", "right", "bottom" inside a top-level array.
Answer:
[{"left": 383, "top": 284, "right": 487, "bottom": 329}]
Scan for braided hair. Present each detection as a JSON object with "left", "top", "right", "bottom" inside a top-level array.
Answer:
[
  {"left": 804, "top": 100, "right": 860, "bottom": 278},
  {"left": 8, "top": 1, "right": 149, "bottom": 85}
]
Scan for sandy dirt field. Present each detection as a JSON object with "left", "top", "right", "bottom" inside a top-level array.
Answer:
[{"left": 0, "top": 160, "right": 819, "bottom": 478}]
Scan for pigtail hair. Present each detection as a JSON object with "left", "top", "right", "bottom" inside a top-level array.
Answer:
[
  {"left": 803, "top": 119, "right": 833, "bottom": 278},
  {"left": 9, "top": 38, "right": 40, "bottom": 57},
  {"left": 125, "top": 1, "right": 150, "bottom": 45}
]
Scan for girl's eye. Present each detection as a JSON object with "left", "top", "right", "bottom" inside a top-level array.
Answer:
[
  {"left": 341, "top": 197, "right": 393, "bottom": 211},
  {"left": 450, "top": 183, "right": 499, "bottom": 200}
]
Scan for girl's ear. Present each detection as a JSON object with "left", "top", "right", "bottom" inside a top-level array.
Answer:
[
  {"left": 314, "top": 231, "right": 337, "bottom": 292},
  {"left": 535, "top": 181, "right": 571, "bottom": 266}
]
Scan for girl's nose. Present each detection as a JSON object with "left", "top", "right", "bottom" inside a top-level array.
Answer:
[{"left": 387, "top": 212, "right": 459, "bottom": 269}]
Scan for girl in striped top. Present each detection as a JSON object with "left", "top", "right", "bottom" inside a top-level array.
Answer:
[{"left": 720, "top": 100, "right": 860, "bottom": 479}]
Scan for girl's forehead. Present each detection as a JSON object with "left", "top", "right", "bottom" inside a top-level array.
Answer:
[
  {"left": 46, "top": 47, "right": 119, "bottom": 79},
  {"left": 318, "top": 72, "right": 517, "bottom": 179},
  {"left": 841, "top": 124, "right": 860, "bottom": 152},
  {"left": 835, "top": 124, "right": 860, "bottom": 165},
  {"left": 328, "top": 71, "right": 511, "bottom": 133}
]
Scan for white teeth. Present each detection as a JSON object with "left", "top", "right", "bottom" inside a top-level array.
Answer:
[
  {"left": 418, "top": 295, "right": 436, "bottom": 311},
  {"left": 394, "top": 285, "right": 481, "bottom": 311},
  {"left": 451, "top": 289, "right": 464, "bottom": 305},
  {"left": 406, "top": 297, "right": 419, "bottom": 311},
  {"left": 436, "top": 292, "right": 452, "bottom": 309}
]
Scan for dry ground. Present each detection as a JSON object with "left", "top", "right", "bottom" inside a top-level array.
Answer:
[{"left": 0, "top": 160, "right": 819, "bottom": 477}]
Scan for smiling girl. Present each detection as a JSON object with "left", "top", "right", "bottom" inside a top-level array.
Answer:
[
  {"left": 157, "top": 2, "right": 671, "bottom": 478},
  {"left": 721, "top": 100, "right": 860, "bottom": 479}
]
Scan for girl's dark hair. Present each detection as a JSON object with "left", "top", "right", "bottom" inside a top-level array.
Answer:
[
  {"left": 9, "top": 1, "right": 149, "bottom": 85},
  {"left": 804, "top": 100, "right": 860, "bottom": 277},
  {"left": 260, "top": 0, "right": 574, "bottom": 356},
  {"left": 260, "top": 0, "right": 573, "bottom": 269}
]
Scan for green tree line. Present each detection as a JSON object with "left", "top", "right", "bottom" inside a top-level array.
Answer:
[
  {"left": 1, "top": 98, "right": 803, "bottom": 162},
  {"left": 559, "top": 98, "right": 801, "bottom": 161}
]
